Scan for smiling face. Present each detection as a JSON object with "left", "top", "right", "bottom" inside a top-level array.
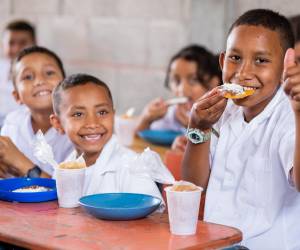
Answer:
[
  {"left": 51, "top": 83, "right": 115, "bottom": 166},
  {"left": 220, "top": 25, "right": 284, "bottom": 121},
  {"left": 169, "top": 58, "right": 214, "bottom": 109},
  {"left": 13, "top": 52, "right": 64, "bottom": 113}
]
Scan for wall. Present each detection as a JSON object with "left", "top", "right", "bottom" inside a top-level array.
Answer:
[{"left": 1, "top": 0, "right": 300, "bottom": 114}]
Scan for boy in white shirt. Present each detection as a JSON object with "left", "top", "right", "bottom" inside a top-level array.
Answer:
[
  {"left": 182, "top": 9, "right": 300, "bottom": 249},
  {"left": 50, "top": 74, "right": 167, "bottom": 201},
  {"left": 0, "top": 46, "right": 73, "bottom": 178},
  {"left": 0, "top": 20, "right": 36, "bottom": 125}
]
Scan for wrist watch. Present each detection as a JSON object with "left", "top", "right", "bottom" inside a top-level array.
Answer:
[
  {"left": 186, "top": 127, "right": 211, "bottom": 144},
  {"left": 26, "top": 165, "right": 42, "bottom": 178}
]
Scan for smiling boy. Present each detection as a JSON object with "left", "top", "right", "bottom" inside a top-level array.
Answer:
[
  {"left": 182, "top": 9, "right": 300, "bottom": 249},
  {"left": 50, "top": 74, "right": 166, "bottom": 201}
]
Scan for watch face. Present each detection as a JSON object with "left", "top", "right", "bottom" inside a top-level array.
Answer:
[
  {"left": 187, "top": 128, "right": 211, "bottom": 144},
  {"left": 191, "top": 132, "right": 201, "bottom": 141}
]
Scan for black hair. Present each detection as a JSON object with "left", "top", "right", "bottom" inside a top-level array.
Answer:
[
  {"left": 4, "top": 20, "right": 36, "bottom": 43},
  {"left": 228, "top": 9, "right": 295, "bottom": 52},
  {"left": 11, "top": 46, "right": 66, "bottom": 87},
  {"left": 164, "top": 44, "right": 221, "bottom": 90},
  {"left": 53, "top": 73, "right": 113, "bottom": 115}
]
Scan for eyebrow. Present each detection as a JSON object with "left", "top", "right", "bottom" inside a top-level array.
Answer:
[
  {"left": 229, "top": 48, "right": 272, "bottom": 56},
  {"left": 70, "top": 103, "right": 111, "bottom": 110}
]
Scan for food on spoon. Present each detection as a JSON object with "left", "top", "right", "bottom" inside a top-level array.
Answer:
[
  {"left": 220, "top": 83, "right": 255, "bottom": 99},
  {"left": 166, "top": 96, "right": 188, "bottom": 106}
]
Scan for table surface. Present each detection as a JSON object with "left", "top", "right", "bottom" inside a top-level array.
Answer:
[{"left": 0, "top": 200, "right": 242, "bottom": 250}]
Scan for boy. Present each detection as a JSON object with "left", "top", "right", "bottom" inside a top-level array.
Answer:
[
  {"left": 50, "top": 74, "right": 167, "bottom": 201},
  {"left": 0, "top": 20, "right": 36, "bottom": 125},
  {"left": 0, "top": 46, "right": 73, "bottom": 178},
  {"left": 182, "top": 9, "right": 300, "bottom": 249}
]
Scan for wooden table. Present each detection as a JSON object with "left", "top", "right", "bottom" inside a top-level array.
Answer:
[
  {"left": 129, "top": 136, "right": 170, "bottom": 160},
  {"left": 0, "top": 200, "right": 242, "bottom": 250}
]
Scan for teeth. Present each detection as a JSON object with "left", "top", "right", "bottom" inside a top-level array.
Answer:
[
  {"left": 243, "top": 86, "right": 255, "bottom": 90},
  {"left": 36, "top": 90, "right": 51, "bottom": 96},
  {"left": 83, "top": 134, "right": 101, "bottom": 141}
]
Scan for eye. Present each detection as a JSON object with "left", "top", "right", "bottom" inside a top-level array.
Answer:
[
  {"left": 97, "top": 110, "right": 109, "bottom": 116},
  {"left": 71, "top": 112, "right": 83, "bottom": 118},
  {"left": 22, "top": 73, "right": 34, "bottom": 81},
  {"left": 255, "top": 57, "right": 269, "bottom": 64},
  {"left": 169, "top": 76, "right": 180, "bottom": 86},
  {"left": 46, "top": 70, "right": 56, "bottom": 76},
  {"left": 228, "top": 55, "right": 241, "bottom": 62}
]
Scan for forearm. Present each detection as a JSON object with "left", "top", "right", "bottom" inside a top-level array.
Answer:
[
  {"left": 181, "top": 140, "right": 211, "bottom": 189},
  {"left": 293, "top": 114, "right": 300, "bottom": 191},
  {"left": 134, "top": 114, "right": 152, "bottom": 134}
]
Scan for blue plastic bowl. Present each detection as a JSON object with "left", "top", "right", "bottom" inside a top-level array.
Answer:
[
  {"left": 0, "top": 177, "right": 57, "bottom": 202},
  {"left": 138, "top": 129, "right": 183, "bottom": 146},
  {"left": 79, "top": 193, "right": 161, "bottom": 220}
]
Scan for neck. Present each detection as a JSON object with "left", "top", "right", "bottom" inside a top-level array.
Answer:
[
  {"left": 82, "top": 151, "right": 101, "bottom": 167},
  {"left": 31, "top": 108, "right": 53, "bottom": 134},
  {"left": 243, "top": 90, "right": 278, "bottom": 122}
]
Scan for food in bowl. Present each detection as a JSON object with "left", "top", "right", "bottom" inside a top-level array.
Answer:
[{"left": 13, "top": 185, "right": 52, "bottom": 192}]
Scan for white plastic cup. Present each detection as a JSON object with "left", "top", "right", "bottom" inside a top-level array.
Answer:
[
  {"left": 165, "top": 186, "right": 203, "bottom": 235},
  {"left": 55, "top": 168, "right": 85, "bottom": 208},
  {"left": 114, "top": 116, "right": 137, "bottom": 146}
]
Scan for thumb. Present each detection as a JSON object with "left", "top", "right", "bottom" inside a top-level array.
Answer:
[{"left": 284, "top": 48, "right": 296, "bottom": 71}]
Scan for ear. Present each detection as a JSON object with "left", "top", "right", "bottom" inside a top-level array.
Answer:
[
  {"left": 50, "top": 114, "right": 65, "bottom": 134},
  {"left": 12, "top": 90, "right": 23, "bottom": 105},
  {"left": 219, "top": 52, "right": 225, "bottom": 71}
]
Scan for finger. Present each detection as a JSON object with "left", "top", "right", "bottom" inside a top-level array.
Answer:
[
  {"left": 283, "top": 74, "right": 300, "bottom": 95},
  {"left": 284, "top": 48, "right": 296, "bottom": 72},
  {"left": 193, "top": 93, "right": 224, "bottom": 111}
]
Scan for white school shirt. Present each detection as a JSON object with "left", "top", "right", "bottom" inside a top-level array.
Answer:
[
  {"left": 0, "top": 58, "right": 20, "bottom": 126},
  {"left": 150, "top": 105, "right": 186, "bottom": 133},
  {"left": 205, "top": 87, "right": 300, "bottom": 249},
  {"left": 1, "top": 107, "right": 74, "bottom": 176},
  {"left": 79, "top": 135, "right": 163, "bottom": 203}
]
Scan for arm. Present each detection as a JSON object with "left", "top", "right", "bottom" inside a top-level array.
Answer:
[
  {"left": 134, "top": 98, "right": 168, "bottom": 133},
  {"left": 181, "top": 89, "right": 227, "bottom": 189},
  {"left": 0, "top": 136, "right": 50, "bottom": 178},
  {"left": 282, "top": 48, "right": 300, "bottom": 190}
]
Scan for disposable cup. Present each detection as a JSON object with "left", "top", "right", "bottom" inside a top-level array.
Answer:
[
  {"left": 114, "top": 116, "right": 137, "bottom": 146},
  {"left": 165, "top": 185, "right": 203, "bottom": 235},
  {"left": 55, "top": 168, "right": 85, "bottom": 208}
]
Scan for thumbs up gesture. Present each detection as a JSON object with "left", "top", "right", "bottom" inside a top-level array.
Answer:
[{"left": 283, "top": 48, "right": 300, "bottom": 111}]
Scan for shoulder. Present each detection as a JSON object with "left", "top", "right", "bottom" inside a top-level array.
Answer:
[{"left": 3, "top": 106, "right": 29, "bottom": 124}]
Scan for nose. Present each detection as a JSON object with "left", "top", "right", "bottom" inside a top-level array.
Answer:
[
  {"left": 235, "top": 60, "right": 253, "bottom": 81},
  {"left": 84, "top": 113, "right": 100, "bottom": 129},
  {"left": 177, "top": 79, "right": 191, "bottom": 97},
  {"left": 33, "top": 74, "right": 46, "bottom": 86}
]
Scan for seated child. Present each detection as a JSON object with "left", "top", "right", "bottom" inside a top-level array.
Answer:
[
  {"left": 135, "top": 45, "right": 221, "bottom": 134},
  {"left": 0, "top": 20, "right": 36, "bottom": 126},
  {"left": 182, "top": 9, "right": 300, "bottom": 249},
  {"left": 0, "top": 46, "right": 73, "bottom": 178},
  {"left": 50, "top": 73, "right": 171, "bottom": 202}
]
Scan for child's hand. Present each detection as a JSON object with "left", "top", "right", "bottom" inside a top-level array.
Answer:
[
  {"left": 283, "top": 48, "right": 300, "bottom": 112},
  {"left": 0, "top": 136, "right": 33, "bottom": 175},
  {"left": 189, "top": 88, "right": 227, "bottom": 130},
  {"left": 171, "top": 135, "right": 187, "bottom": 153},
  {"left": 175, "top": 104, "right": 189, "bottom": 128},
  {"left": 141, "top": 98, "right": 168, "bottom": 123}
]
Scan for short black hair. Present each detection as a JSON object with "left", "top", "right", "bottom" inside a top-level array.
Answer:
[
  {"left": 11, "top": 46, "right": 65, "bottom": 88},
  {"left": 228, "top": 9, "right": 294, "bottom": 52},
  {"left": 165, "top": 44, "right": 221, "bottom": 90},
  {"left": 53, "top": 73, "right": 113, "bottom": 115},
  {"left": 4, "top": 20, "right": 36, "bottom": 43}
]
